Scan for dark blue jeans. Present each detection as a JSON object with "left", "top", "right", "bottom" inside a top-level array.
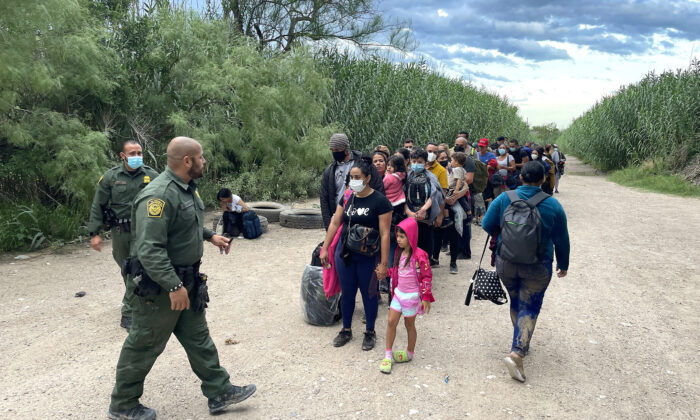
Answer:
[
  {"left": 334, "top": 245, "right": 378, "bottom": 331},
  {"left": 496, "top": 257, "right": 553, "bottom": 357}
]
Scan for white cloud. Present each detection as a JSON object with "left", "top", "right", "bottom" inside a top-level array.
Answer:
[{"left": 437, "top": 9, "right": 449, "bottom": 17}]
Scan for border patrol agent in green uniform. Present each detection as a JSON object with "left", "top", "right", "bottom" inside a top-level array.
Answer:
[
  {"left": 108, "top": 137, "right": 256, "bottom": 420},
  {"left": 88, "top": 140, "right": 159, "bottom": 331}
]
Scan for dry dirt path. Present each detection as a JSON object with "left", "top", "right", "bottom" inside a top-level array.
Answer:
[{"left": 1, "top": 157, "right": 699, "bottom": 419}]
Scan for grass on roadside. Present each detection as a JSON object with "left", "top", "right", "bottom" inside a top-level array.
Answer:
[{"left": 608, "top": 166, "right": 700, "bottom": 198}]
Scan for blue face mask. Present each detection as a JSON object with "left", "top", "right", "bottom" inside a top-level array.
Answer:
[
  {"left": 411, "top": 163, "right": 425, "bottom": 173},
  {"left": 126, "top": 156, "right": 143, "bottom": 169},
  {"left": 498, "top": 149, "right": 506, "bottom": 155},
  {"left": 509, "top": 147, "right": 516, "bottom": 152}
]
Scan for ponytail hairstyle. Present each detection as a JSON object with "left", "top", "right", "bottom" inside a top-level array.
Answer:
[{"left": 521, "top": 161, "right": 545, "bottom": 185}]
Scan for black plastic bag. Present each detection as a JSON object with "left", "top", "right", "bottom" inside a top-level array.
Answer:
[{"left": 300, "top": 265, "right": 341, "bottom": 326}]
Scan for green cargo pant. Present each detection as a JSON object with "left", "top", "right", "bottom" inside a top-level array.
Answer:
[
  {"left": 110, "top": 286, "right": 232, "bottom": 410},
  {"left": 111, "top": 227, "right": 133, "bottom": 316}
]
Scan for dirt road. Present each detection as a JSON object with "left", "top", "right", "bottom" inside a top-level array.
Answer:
[{"left": 1, "top": 157, "right": 698, "bottom": 419}]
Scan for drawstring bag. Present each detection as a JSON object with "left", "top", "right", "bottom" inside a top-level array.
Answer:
[{"left": 465, "top": 236, "right": 508, "bottom": 305}]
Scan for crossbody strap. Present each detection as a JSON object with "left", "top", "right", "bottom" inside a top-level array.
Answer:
[{"left": 477, "top": 235, "right": 491, "bottom": 269}]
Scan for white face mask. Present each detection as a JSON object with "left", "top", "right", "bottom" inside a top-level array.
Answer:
[
  {"left": 427, "top": 152, "right": 437, "bottom": 162},
  {"left": 531, "top": 154, "right": 539, "bottom": 160},
  {"left": 349, "top": 179, "right": 365, "bottom": 193}
]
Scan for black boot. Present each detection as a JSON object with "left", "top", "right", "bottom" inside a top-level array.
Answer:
[
  {"left": 208, "top": 384, "right": 257, "bottom": 414},
  {"left": 362, "top": 331, "right": 376, "bottom": 351},
  {"left": 107, "top": 404, "right": 156, "bottom": 420}
]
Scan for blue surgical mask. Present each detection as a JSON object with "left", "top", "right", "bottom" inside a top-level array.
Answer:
[
  {"left": 498, "top": 149, "right": 506, "bottom": 155},
  {"left": 411, "top": 163, "right": 425, "bottom": 173},
  {"left": 126, "top": 156, "right": 143, "bottom": 169},
  {"left": 509, "top": 147, "right": 516, "bottom": 152}
]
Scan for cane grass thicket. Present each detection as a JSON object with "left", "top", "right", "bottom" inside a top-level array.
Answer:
[
  {"left": 321, "top": 53, "right": 530, "bottom": 152},
  {"left": 0, "top": 2, "right": 531, "bottom": 251},
  {"left": 560, "top": 61, "right": 700, "bottom": 173}
]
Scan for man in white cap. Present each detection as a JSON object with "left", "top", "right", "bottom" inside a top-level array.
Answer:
[{"left": 320, "top": 133, "right": 385, "bottom": 230}]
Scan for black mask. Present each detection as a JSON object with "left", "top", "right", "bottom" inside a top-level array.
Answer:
[
  {"left": 439, "top": 160, "right": 448, "bottom": 168},
  {"left": 454, "top": 146, "right": 465, "bottom": 153},
  {"left": 332, "top": 150, "right": 346, "bottom": 163}
]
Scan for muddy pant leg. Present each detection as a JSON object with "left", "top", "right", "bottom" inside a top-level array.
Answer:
[
  {"left": 354, "top": 253, "right": 378, "bottom": 331},
  {"left": 111, "top": 227, "right": 133, "bottom": 316},
  {"left": 173, "top": 306, "right": 232, "bottom": 398},
  {"left": 110, "top": 293, "right": 179, "bottom": 410},
  {"left": 498, "top": 258, "right": 552, "bottom": 356},
  {"left": 335, "top": 245, "right": 358, "bottom": 330},
  {"left": 497, "top": 258, "right": 520, "bottom": 327}
]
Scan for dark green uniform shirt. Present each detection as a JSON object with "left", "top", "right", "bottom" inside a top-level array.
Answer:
[
  {"left": 130, "top": 166, "right": 214, "bottom": 291},
  {"left": 88, "top": 164, "right": 159, "bottom": 233}
]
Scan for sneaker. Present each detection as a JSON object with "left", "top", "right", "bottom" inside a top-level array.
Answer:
[
  {"left": 449, "top": 263, "right": 458, "bottom": 274},
  {"left": 430, "top": 258, "right": 439, "bottom": 267},
  {"left": 555, "top": 190, "right": 560, "bottom": 194},
  {"left": 119, "top": 316, "right": 132, "bottom": 332},
  {"left": 362, "top": 331, "right": 376, "bottom": 351},
  {"left": 107, "top": 404, "right": 156, "bottom": 420},
  {"left": 440, "top": 245, "right": 448, "bottom": 253},
  {"left": 208, "top": 384, "right": 257, "bottom": 414},
  {"left": 333, "top": 329, "right": 352, "bottom": 347}
]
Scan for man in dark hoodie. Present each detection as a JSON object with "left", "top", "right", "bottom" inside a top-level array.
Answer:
[{"left": 320, "top": 133, "right": 385, "bottom": 229}]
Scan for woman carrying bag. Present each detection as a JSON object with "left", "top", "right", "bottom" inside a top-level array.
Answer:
[{"left": 320, "top": 159, "right": 393, "bottom": 351}]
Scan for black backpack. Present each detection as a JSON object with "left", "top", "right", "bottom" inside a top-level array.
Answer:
[
  {"left": 241, "top": 210, "right": 263, "bottom": 239},
  {"left": 406, "top": 171, "right": 431, "bottom": 212},
  {"left": 498, "top": 190, "right": 549, "bottom": 264}
]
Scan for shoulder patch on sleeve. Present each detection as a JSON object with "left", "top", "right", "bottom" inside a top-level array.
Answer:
[
  {"left": 195, "top": 190, "right": 201, "bottom": 200},
  {"left": 98, "top": 175, "right": 104, "bottom": 185},
  {"left": 143, "top": 176, "right": 151, "bottom": 183},
  {"left": 147, "top": 198, "right": 165, "bottom": 218}
]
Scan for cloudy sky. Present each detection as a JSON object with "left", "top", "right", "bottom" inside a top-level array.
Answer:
[{"left": 379, "top": 0, "right": 699, "bottom": 129}]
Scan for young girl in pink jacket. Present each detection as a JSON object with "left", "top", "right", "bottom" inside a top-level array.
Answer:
[{"left": 380, "top": 217, "right": 434, "bottom": 374}]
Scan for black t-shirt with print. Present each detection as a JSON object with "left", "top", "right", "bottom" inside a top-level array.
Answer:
[{"left": 339, "top": 190, "right": 393, "bottom": 230}]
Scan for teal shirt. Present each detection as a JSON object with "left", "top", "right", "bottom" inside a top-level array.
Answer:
[
  {"left": 482, "top": 186, "right": 570, "bottom": 270},
  {"left": 130, "top": 167, "right": 214, "bottom": 290}
]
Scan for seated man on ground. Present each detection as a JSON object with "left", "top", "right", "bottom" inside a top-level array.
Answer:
[{"left": 217, "top": 188, "right": 249, "bottom": 238}]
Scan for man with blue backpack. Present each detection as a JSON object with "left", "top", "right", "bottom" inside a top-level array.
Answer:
[{"left": 481, "top": 161, "right": 570, "bottom": 384}]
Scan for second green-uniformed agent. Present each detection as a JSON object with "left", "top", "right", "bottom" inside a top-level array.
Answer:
[
  {"left": 88, "top": 140, "right": 159, "bottom": 331},
  {"left": 108, "top": 137, "right": 256, "bottom": 420}
]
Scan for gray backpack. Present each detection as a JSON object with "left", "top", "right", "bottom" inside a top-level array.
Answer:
[{"left": 498, "top": 190, "right": 550, "bottom": 264}]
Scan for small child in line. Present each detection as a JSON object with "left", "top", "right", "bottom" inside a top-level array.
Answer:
[{"left": 380, "top": 217, "right": 434, "bottom": 374}]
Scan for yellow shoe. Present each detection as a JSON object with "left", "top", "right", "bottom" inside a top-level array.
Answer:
[
  {"left": 393, "top": 350, "right": 411, "bottom": 363},
  {"left": 379, "top": 358, "right": 392, "bottom": 374}
]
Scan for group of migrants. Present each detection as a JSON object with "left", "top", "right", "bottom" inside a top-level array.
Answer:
[
  {"left": 318, "top": 132, "right": 569, "bottom": 379},
  {"left": 87, "top": 130, "right": 569, "bottom": 419}
]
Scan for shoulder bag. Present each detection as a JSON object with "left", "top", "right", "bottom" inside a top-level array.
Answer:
[
  {"left": 465, "top": 236, "right": 508, "bottom": 305},
  {"left": 344, "top": 194, "right": 381, "bottom": 257}
]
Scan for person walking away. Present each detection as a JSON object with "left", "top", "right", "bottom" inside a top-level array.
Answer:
[
  {"left": 530, "top": 148, "right": 554, "bottom": 195},
  {"left": 380, "top": 218, "right": 434, "bottom": 374},
  {"left": 88, "top": 140, "right": 159, "bottom": 332},
  {"left": 481, "top": 161, "right": 570, "bottom": 383},
  {"left": 216, "top": 188, "right": 249, "bottom": 238},
  {"left": 320, "top": 160, "right": 393, "bottom": 351},
  {"left": 425, "top": 143, "right": 448, "bottom": 266},
  {"left": 536, "top": 146, "right": 556, "bottom": 195},
  {"left": 320, "top": 133, "right": 384, "bottom": 230},
  {"left": 550, "top": 144, "right": 565, "bottom": 193},
  {"left": 108, "top": 137, "right": 255, "bottom": 420},
  {"left": 384, "top": 155, "right": 408, "bottom": 289}
]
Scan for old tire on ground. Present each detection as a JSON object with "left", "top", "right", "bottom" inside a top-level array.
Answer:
[
  {"left": 279, "top": 209, "right": 323, "bottom": 229},
  {"left": 259, "top": 215, "right": 269, "bottom": 233},
  {"left": 246, "top": 201, "right": 288, "bottom": 223}
]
